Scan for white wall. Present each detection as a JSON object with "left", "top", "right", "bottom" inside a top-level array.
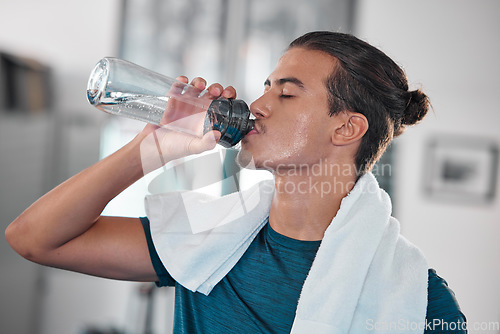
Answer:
[{"left": 355, "top": 0, "right": 500, "bottom": 331}]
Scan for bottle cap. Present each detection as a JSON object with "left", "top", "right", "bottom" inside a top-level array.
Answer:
[{"left": 204, "top": 98, "right": 255, "bottom": 147}]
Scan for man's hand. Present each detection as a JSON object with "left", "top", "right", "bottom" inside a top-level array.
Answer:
[{"left": 137, "top": 76, "right": 238, "bottom": 174}]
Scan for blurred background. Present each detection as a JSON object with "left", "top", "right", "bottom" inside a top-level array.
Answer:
[{"left": 1, "top": 0, "right": 499, "bottom": 333}]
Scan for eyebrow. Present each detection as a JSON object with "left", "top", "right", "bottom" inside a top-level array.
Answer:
[{"left": 264, "top": 77, "right": 306, "bottom": 90}]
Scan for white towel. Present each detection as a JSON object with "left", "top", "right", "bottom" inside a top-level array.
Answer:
[{"left": 145, "top": 172, "right": 428, "bottom": 333}]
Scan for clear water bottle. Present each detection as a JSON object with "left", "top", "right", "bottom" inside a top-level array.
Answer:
[{"left": 87, "top": 57, "right": 254, "bottom": 148}]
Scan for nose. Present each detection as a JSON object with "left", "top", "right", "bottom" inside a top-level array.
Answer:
[{"left": 250, "top": 95, "right": 270, "bottom": 119}]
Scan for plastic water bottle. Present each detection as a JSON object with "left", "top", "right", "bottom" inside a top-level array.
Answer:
[{"left": 87, "top": 57, "right": 254, "bottom": 147}]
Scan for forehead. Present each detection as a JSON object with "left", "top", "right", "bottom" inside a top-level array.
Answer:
[{"left": 270, "top": 47, "right": 337, "bottom": 88}]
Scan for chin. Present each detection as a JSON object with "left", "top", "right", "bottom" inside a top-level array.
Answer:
[
  {"left": 236, "top": 148, "right": 257, "bottom": 170},
  {"left": 236, "top": 147, "right": 270, "bottom": 171}
]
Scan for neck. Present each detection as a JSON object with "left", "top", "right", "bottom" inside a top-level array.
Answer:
[{"left": 268, "top": 161, "right": 358, "bottom": 241}]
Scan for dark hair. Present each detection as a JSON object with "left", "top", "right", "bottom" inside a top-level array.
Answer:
[{"left": 289, "top": 31, "right": 430, "bottom": 175}]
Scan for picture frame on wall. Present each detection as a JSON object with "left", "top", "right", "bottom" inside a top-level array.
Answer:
[{"left": 424, "top": 135, "right": 499, "bottom": 204}]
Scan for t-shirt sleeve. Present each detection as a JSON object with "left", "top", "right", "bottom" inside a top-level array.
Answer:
[
  {"left": 424, "top": 268, "right": 467, "bottom": 333},
  {"left": 139, "top": 216, "right": 176, "bottom": 287}
]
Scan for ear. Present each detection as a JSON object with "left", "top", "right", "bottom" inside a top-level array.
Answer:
[{"left": 331, "top": 111, "right": 368, "bottom": 146}]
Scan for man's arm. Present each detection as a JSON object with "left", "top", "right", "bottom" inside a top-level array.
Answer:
[
  {"left": 5, "top": 134, "right": 159, "bottom": 281},
  {"left": 5, "top": 77, "right": 235, "bottom": 282}
]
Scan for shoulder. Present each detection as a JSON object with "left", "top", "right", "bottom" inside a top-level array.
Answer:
[{"left": 425, "top": 268, "right": 467, "bottom": 333}]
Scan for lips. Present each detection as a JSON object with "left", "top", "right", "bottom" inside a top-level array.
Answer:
[
  {"left": 246, "top": 128, "right": 259, "bottom": 136},
  {"left": 245, "top": 123, "right": 261, "bottom": 136}
]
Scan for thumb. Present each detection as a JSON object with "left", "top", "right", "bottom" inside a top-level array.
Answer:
[{"left": 188, "top": 130, "right": 221, "bottom": 154}]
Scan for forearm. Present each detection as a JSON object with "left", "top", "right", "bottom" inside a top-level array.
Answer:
[{"left": 6, "top": 134, "right": 146, "bottom": 258}]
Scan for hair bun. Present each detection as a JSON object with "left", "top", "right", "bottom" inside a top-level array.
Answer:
[{"left": 401, "top": 89, "right": 430, "bottom": 126}]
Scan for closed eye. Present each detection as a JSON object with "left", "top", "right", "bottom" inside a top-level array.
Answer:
[{"left": 280, "top": 94, "right": 294, "bottom": 99}]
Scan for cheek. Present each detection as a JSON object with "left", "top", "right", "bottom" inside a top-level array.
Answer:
[
  {"left": 287, "top": 113, "right": 333, "bottom": 160},
  {"left": 285, "top": 117, "right": 312, "bottom": 149},
  {"left": 289, "top": 113, "right": 327, "bottom": 144},
  {"left": 268, "top": 116, "right": 318, "bottom": 160}
]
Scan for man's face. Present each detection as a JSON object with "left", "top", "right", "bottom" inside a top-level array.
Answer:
[{"left": 240, "top": 47, "right": 337, "bottom": 171}]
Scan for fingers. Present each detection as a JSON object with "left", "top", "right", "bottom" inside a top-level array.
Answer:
[
  {"left": 221, "top": 86, "right": 237, "bottom": 99},
  {"left": 205, "top": 83, "right": 237, "bottom": 99},
  {"left": 176, "top": 76, "right": 189, "bottom": 84},
  {"left": 173, "top": 76, "right": 206, "bottom": 98},
  {"left": 140, "top": 128, "right": 221, "bottom": 172},
  {"left": 206, "top": 83, "right": 223, "bottom": 99},
  {"left": 171, "top": 76, "right": 189, "bottom": 96},
  {"left": 177, "top": 76, "right": 237, "bottom": 100},
  {"left": 188, "top": 130, "right": 221, "bottom": 155},
  {"left": 190, "top": 77, "right": 207, "bottom": 91}
]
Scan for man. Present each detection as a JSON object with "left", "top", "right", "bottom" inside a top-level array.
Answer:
[{"left": 6, "top": 32, "right": 465, "bottom": 333}]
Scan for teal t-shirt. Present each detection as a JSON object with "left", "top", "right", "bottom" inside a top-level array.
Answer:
[{"left": 141, "top": 217, "right": 466, "bottom": 333}]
